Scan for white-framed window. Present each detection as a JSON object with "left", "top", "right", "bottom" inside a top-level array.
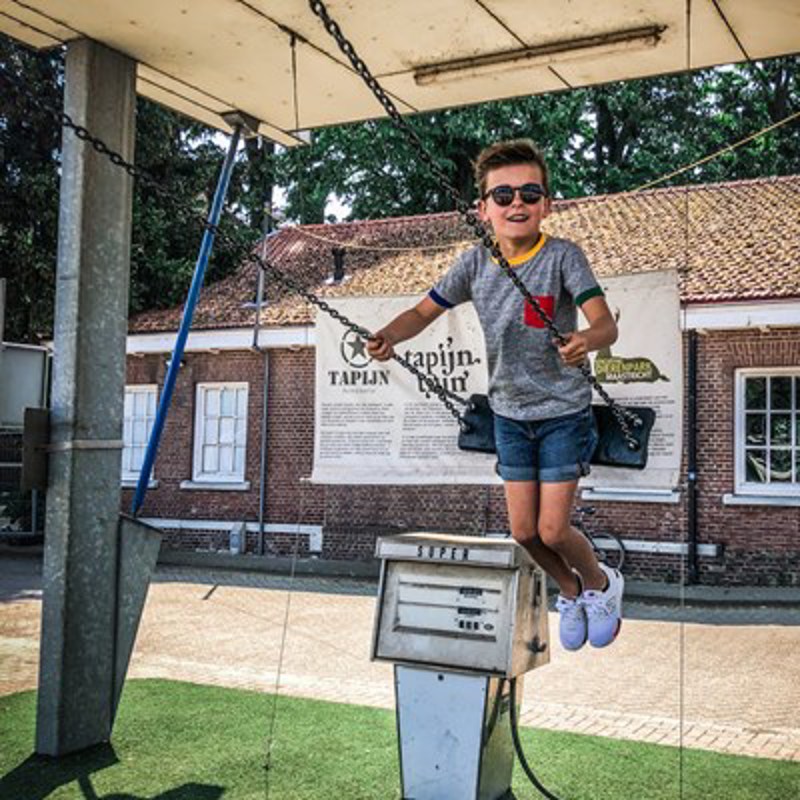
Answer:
[
  {"left": 122, "top": 385, "right": 157, "bottom": 483},
  {"left": 192, "top": 382, "right": 249, "bottom": 484},
  {"left": 735, "top": 368, "right": 800, "bottom": 497}
]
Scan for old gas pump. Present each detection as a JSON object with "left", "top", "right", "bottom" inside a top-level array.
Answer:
[{"left": 372, "top": 532, "right": 549, "bottom": 800}]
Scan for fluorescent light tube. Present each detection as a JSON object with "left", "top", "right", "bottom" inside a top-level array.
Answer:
[{"left": 414, "top": 25, "right": 666, "bottom": 86}]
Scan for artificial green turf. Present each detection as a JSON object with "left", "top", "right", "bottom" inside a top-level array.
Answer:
[{"left": 0, "top": 679, "right": 796, "bottom": 799}]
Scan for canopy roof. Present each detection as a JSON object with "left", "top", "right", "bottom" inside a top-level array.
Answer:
[{"left": 2, "top": 1, "right": 798, "bottom": 145}]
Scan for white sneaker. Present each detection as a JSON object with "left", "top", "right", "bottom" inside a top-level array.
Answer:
[
  {"left": 583, "top": 563, "right": 624, "bottom": 648},
  {"left": 556, "top": 593, "right": 587, "bottom": 651}
]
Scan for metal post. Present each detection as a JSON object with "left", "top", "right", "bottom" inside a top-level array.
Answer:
[
  {"left": 252, "top": 232, "right": 278, "bottom": 556},
  {"left": 131, "top": 124, "right": 242, "bottom": 515},
  {"left": 36, "top": 39, "right": 136, "bottom": 756},
  {"left": 257, "top": 351, "right": 269, "bottom": 555}
]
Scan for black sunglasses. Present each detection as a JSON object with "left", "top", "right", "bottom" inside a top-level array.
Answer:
[{"left": 483, "top": 183, "right": 546, "bottom": 206}]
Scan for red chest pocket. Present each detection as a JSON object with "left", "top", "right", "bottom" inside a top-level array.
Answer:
[{"left": 524, "top": 296, "right": 555, "bottom": 328}]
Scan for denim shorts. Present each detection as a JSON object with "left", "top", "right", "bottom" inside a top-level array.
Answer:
[{"left": 494, "top": 407, "right": 598, "bottom": 483}]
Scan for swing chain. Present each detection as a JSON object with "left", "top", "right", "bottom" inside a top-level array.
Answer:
[
  {"left": 1, "top": 60, "right": 468, "bottom": 425},
  {"left": 309, "top": 0, "right": 642, "bottom": 450},
  {"left": 0, "top": 63, "right": 159, "bottom": 187},
  {"left": 3, "top": 30, "right": 637, "bottom": 446},
  {"left": 250, "top": 254, "right": 468, "bottom": 423}
]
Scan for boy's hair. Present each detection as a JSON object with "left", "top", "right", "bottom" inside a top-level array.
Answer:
[{"left": 474, "top": 139, "right": 550, "bottom": 198}]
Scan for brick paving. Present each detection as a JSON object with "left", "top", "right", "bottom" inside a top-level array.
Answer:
[{"left": 1, "top": 558, "right": 799, "bottom": 763}]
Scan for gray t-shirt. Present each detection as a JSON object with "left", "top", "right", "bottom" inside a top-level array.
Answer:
[{"left": 429, "top": 234, "right": 603, "bottom": 421}]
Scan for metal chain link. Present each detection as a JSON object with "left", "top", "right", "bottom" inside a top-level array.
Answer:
[
  {"left": 3, "top": 31, "right": 640, "bottom": 443},
  {"left": 1, "top": 63, "right": 161, "bottom": 189},
  {"left": 1, "top": 60, "right": 468, "bottom": 424},
  {"left": 308, "top": 0, "right": 643, "bottom": 448},
  {"left": 0, "top": 63, "right": 244, "bottom": 262},
  {"left": 248, "top": 252, "right": 469, "bottom": 424}
]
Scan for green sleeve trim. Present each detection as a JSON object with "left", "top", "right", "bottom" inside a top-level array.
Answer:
[{"left": 575, "top": 286, "right": 604, "bottom": 306}]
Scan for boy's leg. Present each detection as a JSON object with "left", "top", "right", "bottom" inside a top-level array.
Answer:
[
  {"left": 504, "top": 480, "right": 580, "bottom": 597},
  {"left": 538, "top": 479, "right": 624, "bottom": 648},
  {"left": 537, "top": 480, "right": 606, "bottom": 590},
  {"left": 531, "top": 408, "right": 623, "bottom": 648},
  {"left": 505, "top": 479, "right": 590, "bottom": 651}
]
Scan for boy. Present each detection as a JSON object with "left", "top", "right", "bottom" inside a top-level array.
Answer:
[{"left": 367, "top": 139, "right": 623, "bottom": 651}]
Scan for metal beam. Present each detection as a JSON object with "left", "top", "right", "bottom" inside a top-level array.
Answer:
[
  {"left": 131, "top": 120, "right": 243, "bottom": 515},
  {"left": 36, "top": 38, "right": 136, "bottom": 756}
]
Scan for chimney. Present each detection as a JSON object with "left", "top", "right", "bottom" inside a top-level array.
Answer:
[{"left": 332, "top": 247, "right": 346, "bottom": 283}]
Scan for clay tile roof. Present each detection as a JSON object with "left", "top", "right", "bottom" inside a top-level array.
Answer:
[{"left": 129, "top": 175, "right": 800, "bottom": 334}]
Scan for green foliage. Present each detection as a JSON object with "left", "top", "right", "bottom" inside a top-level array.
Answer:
[
  {"left": 1, "top": 36, "right": 797, "bottom": 343},
  {"left": 274, "top": 90, "right": 591, "bottom": 222},
  {"left": 272, "top": 57, "right": 799, "bottom": 217},
  {"left": 0, "top": 41, "right": 267, "bottom": 343},
  {"left": 127, "top": 103, "right": 260, "bottom": 317},
  {"left": 0, "top": 39, "right": 62, "bottom": 344}
]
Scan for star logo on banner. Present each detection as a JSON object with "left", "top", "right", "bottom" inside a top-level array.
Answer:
[{"left": 340, "top": 330, "right": 372, "bottom": 369}]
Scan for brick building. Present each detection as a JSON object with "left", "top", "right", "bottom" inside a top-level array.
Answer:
[{"left": 125, "top": 176, "right": 800, "bottom": 585}]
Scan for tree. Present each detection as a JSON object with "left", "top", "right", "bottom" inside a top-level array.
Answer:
[
  {"left": 580, "top": 59, "right": 800, "bottom": 194},
  {"left": 272, "top": 58, "right": 798, "bottom": 216},
  {"left": 0, "top": 40, "right": 269, "bottom": 342},
  {"left": 688, "top": 57, "right": 800, "bottom": 183},
  {"left": 241, "top": 135, "right": 276, "bottom": 234},
  {"left": 273, "top": 89, "right": 590, "bottom": 222},
  {"left": 0, "top": 39, "right": 62, "bottom": 343},
  {"left": 127, "top": 105, "right": 259, "bottom": 315},
  {"left": 2, "top": 36, "right": 797, "bottom": 342}
]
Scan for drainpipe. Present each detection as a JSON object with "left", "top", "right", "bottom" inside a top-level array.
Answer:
[
  {"left": 687, "top": 329, "right": 699, "bottom": 584},
  {"left": 253, "top": 231, "right": 279, "bottom": 555},
  {"left": 257, "top": 351, "right": 269, "bottom": 556}
]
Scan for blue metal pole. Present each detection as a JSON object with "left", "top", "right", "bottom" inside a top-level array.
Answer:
[{"left": 132, "top": 124, "right": 242, "bottom": 515}]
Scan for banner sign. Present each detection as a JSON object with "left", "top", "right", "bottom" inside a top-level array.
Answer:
[
  {"left": 312, "top": 270, "right": 682, "bottom": 489},
  {"left": 584, "top": 269, "right": 683, "bottom": 491},
  {"left": 312, "top": 296, "right": 496, "bottom": 484}
]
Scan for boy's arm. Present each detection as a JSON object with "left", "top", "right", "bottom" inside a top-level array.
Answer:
[
  {"left": 556, "top": 295, "right": 618, "bottom": 367},
  {"left": 367, "top": 296, "right": 446, "bottom": 361}
]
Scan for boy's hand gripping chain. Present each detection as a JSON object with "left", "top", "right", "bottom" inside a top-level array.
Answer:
[{"left": 1, "top": 22, "right": 639, "bottom": 450}]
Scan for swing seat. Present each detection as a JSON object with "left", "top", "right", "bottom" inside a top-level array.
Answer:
[
  {"left": 457, "top": 395, "right": 656, "bottom": 471},
  {"left": 457, "top": 394, "right": 496, "bottom": 454},
  {"left": 590, "top": 405, "right": 656, "bottom": 470}
]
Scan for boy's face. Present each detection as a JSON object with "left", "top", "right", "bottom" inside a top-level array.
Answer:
[{"left": 478, "top": 163, "right": 550, "bottom": 247}]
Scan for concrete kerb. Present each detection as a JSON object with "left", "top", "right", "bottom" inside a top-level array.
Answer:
[
  {"left": 157, "top": 549, "right": 800, "bottom": 607},
  {"left": 156, "top": 547, "right": 381, "bottom": 579},
  {"left": 4, "top": 542, "right": 800, "bottom": 607},
  {"left": 623, "top": 578, "right": 800, "bottom": 607}
]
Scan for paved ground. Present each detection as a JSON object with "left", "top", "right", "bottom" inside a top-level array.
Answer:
[{"left": 2, "top": 556, "right": 799, "bottom": 764}]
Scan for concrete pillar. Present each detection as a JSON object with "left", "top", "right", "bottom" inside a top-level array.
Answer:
[{"left": 36, "top": 39, "right": 136, "bottom": 756}]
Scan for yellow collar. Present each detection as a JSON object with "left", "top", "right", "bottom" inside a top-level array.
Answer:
[{"left": 492, "top": 234, "right": 548, "bottom": 266}]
